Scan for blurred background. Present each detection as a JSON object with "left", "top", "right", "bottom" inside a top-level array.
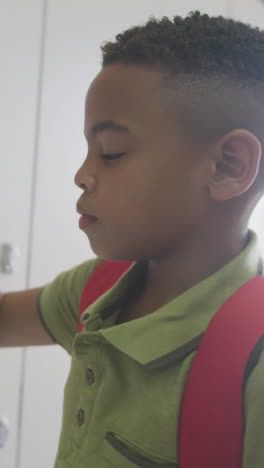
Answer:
[{"left": 0, "top": 1, "right": 264, "bottom": 467}]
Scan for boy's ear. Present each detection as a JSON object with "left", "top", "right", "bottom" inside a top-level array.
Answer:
[{"left": 208, "top": 129, "right": 262, "bottom": 201}]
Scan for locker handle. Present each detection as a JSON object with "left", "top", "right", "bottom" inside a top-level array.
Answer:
[
  {"left": 0, "top": 417, "right": 9, "bottom": 448},
  {"left": 0, "top": 244, "right": 20, "bottom": 274}
]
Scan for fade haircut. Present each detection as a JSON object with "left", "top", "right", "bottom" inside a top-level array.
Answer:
[{"left": 100, "top": 11, "right": 264, "bottom": 151}]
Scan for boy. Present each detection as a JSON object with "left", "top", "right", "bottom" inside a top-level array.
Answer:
[{"left": 1, "top": 10, "right": 264, "bottom": 467}]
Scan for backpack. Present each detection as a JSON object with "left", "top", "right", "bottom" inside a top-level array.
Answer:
[{"left": 77, "top": 259, "right": 264, "bottom": 468}]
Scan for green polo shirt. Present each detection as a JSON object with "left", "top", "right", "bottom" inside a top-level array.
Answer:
[{"left": 39, "top": 229, "right": 264, "bottom": 468}]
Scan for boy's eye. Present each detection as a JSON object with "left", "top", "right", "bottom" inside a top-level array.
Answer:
[{"left": 101, "top": 153, "right": 126, "bottom": 160}]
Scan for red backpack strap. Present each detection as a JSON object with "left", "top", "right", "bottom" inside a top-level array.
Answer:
[
  {"left": 178, "top": 275, "right": 264, "bottom": 468},
  {"left": 77, "top": 260, "right": 134, "bottom": 332}
]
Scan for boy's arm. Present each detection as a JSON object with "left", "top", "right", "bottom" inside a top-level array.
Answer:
[
  {"left": 0, "top": 257, "right": 103, "bottom": 350},
  {"left": 0, "top": 288, "right": 55, "bottom": 347}
]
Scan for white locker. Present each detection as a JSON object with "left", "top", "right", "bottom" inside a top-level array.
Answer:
[{"left": 0, "top": 1, "right": 44, "bottom": 467}]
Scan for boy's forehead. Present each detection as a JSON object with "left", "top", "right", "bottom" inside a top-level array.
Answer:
[
  {"left": 84, "top": 64, "right": 185, "bottom": 143},
  {"left": 87, "top": 64, "right": 161, "bottom": 99},
  {"left": 85, "top": 65, "right": 166, "bottom": 124}
]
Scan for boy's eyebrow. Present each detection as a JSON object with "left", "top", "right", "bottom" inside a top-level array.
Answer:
[{"left": 85, "top": 120, "right": 131, "bottom": 140}]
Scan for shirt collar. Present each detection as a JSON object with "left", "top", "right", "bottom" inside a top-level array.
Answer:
[{"left": 82, "top": 230, "right": 263, "bottom": 369}]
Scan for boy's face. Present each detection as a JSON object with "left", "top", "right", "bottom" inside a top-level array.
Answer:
[{"left": 76, "top": 65, "right": 211, "bottom": 261}]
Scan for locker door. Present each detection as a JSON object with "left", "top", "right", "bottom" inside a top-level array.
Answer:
[{"left": 0, "top": 1, "right": 44, "bottom": 467}]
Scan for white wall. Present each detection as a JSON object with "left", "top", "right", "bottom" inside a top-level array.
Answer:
[{"left": 1, "top": 1, "right": 264, "bottom": 467}]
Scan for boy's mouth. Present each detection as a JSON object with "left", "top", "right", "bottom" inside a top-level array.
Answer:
[
  {"left": 76, "top": 203, "right": 97, "bottom": 218},
  {"left": 76, "top": 203, "right": 98, "bottom": 229},
  {"left": 78, "top": 214, "right": 98, "bottom": 229}
]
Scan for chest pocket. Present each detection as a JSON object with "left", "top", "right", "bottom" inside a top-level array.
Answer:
[{"left": 102, "top": 432, "right": 178, "bottom": 468}]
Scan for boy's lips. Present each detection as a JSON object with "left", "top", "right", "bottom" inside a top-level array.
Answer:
[
  {"left": 78, "top": 214, "right": 98, "bottom": 229},
  {"left": 76, "top": 204, "right": 98, "bottom": 229},
  {"left": 76, "top": 204, "right": 97, "bottom": 219}
]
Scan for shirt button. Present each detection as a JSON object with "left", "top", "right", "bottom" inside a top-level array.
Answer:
[
  {"left": 76, "top": 409, "right": 85, "bottom": 426},
  {"left": 86, "top": 368, "right": 95, "bottom": 384}
]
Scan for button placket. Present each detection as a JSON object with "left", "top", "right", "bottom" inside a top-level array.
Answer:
[{"left": 74, "top": 341, "right": 102, "bottom": 440}]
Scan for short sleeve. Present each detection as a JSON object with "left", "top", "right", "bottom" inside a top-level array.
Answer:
[
  {"left": 38, "top": 257, "right": 103, "bottom": 354},
  {"left": 243, "top": 351, "right": 264, "bottom": 468}
]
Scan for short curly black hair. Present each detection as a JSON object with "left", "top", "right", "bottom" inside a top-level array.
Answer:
[
  {"left": 100, "top": 11, "right": 264, "bottom": 147},
  {"left": 101, "top": 10, "right": 264, "bottom": 80}
]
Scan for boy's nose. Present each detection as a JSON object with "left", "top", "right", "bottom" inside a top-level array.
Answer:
[
  {"left": 74, "top": 165, "right": 97, "bottom": 193},
  {"left": 74, "top": 164, "right": 84, "bottom": 188}
]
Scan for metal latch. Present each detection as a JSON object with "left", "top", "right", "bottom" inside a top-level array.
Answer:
[
  {"left": 0, "top": 417, "right": 9, "bottom": 448},
  {"left": 0, "top": 244, "right": 20, "bottom": 274}
]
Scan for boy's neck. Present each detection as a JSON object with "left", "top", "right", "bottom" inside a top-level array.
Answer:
[{"left": 142, "top": 229, "right": 249, "bottom": 307}]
